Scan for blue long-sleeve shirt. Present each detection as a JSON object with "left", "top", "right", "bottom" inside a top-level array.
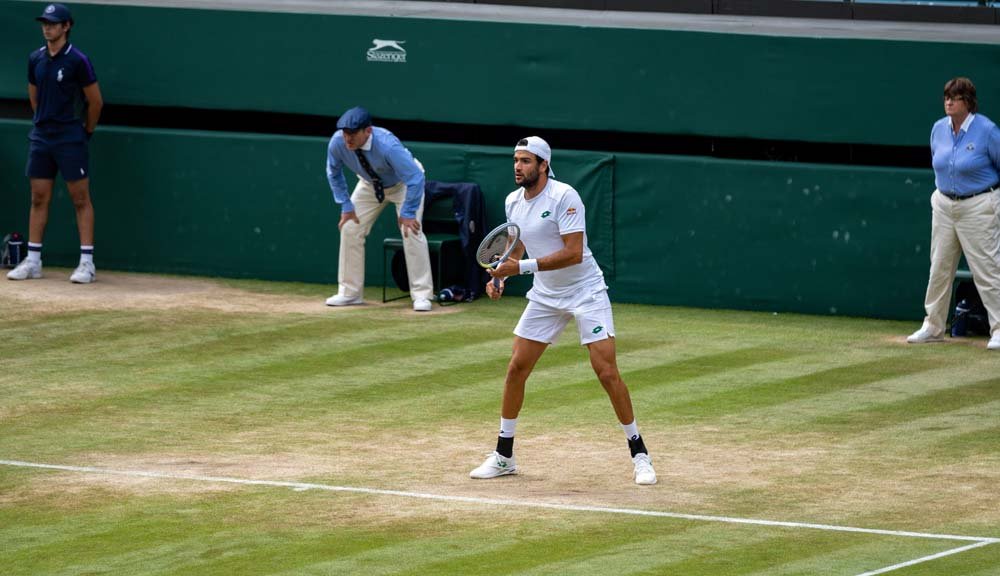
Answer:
[
  {"left": 931, "top": 113, "right": 1000, "bottom": 196},
  {"left": 325, "top": 127, "right": 424, "bottom": 218}
]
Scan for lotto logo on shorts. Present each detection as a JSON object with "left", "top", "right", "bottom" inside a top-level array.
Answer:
[{"left": 592, "top": 326, "right": 603, "bottom": 334}]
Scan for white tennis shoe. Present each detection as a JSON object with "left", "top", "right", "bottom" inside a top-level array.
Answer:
[
  {"left": 413, "top": 298, "right": 432, "bottom": 312},
  {"left": 988, "top": 333, "right": 1000, "bottom": 351},
  {"left": 906, "top": 325, "right": 943, "bottom": 343},
  {"left": 470, "top": 451, "right": 517, "bottom": 479},
  {"left": 70, "top": 261, "right": 95, "bottom": 284},
  {"left": 326, "top": 294, "right": 363, "bottom": 306},
  {"left": 632, "top": 453, "right": 657, "bottom": 485},
  {"left": 7, "top": 259, "right": 42, "bottom": 280}
]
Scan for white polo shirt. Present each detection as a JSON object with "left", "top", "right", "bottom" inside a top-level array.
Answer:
[{"left": 505, "top": 179, "right": 607, "bottom": 306}]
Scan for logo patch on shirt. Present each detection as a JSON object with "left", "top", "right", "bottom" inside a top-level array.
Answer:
[
  {"left": 57, "top": 68, "right": 64, "bottom": 82},
  {"left": 967, "top": 143, "right": 976, "bottom": 151},
  {"left": 566, "top": 207, "right": 577, "bottom": 215},
  {"left": 540, "top": 211, "right": 551, "bottom": 218}
]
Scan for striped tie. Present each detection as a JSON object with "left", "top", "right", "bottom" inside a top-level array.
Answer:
[{"left": 354, "top": 149, "right": 385, "bottom": 203}]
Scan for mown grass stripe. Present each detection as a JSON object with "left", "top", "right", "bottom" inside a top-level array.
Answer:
[
  {"left": 807, "top": 377, "right": 1000, "bottom": 435},
  {"left": 662, "top": 356, "right": 937, "bottom": 421}
]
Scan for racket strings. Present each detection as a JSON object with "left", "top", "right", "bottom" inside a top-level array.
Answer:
[{"left": 476, "top": 234, "right": 511, "bottom": 266}]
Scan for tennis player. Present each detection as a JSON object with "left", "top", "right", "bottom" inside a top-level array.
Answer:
[{"left": 469, "top": 137, "right": 657, "bottom": 485}]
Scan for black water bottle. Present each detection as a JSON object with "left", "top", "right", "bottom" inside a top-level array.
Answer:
[{"left": 6, "top": 232, "right": 23, "bottom": 268}]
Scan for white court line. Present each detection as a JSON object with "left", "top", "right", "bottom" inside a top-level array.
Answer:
[
  {"left": 854, "top": 540, "right": 997, "bottom": 576},
  {"left": 3, "top": 459, "right": 997, "bottom": 575}
]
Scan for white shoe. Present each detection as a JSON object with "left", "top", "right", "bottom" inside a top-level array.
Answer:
[
  {"left": 413, "top": 298, "right": 432, "bottom": 312},
  {"left": 906, "top": 325, "right": 943, "bottom": 343},
  {"left": 7, "top": 259, "right": 42, "bottom": 280},
  {"left": 469, "top": 451, "right": 517, "bottom": 479},
  {"left": 633, "top": 453, "right": 657, "bottom": 485},
  {"left": 988, "top": 334, "right": 1000, "bottom": 351},
  {"left": 70, "top": 261, "right": 95, "bottom": 284},
  {"left": 325, "top": 294, "right": 363, "bottom": 306}
]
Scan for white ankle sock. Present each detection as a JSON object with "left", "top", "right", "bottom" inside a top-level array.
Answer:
[
  {"left": 622, "top": 420, "right": 640, "bottom": 441},
  {"left": 499, "top": 417, "right": 518, "bottom": 438},
  {"left": 80, "top": 245, "right": 94, "bottom": 264},
  {"left": 27, "top": 243, "right": 42, "bottom": 264}
]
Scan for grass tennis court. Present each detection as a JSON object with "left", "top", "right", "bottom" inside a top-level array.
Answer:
[{"left": 1, "top": 270, "right": 998, "bottom": 575}]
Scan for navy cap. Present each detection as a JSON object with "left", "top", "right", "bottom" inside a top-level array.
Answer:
[
  {"left": 336, "top": 107, "right": 372, "bottom": 131},
  {"left": 36, "top": 3, "right": 73, "bottom": 23}
]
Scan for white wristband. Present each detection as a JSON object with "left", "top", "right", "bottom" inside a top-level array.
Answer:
[{"left": 519, "top": 259, "right": 539, "bottom": 275}]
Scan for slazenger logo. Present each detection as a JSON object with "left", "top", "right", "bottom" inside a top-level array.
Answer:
[
  {"left": 540, "top": 210, "right": 551, "bottom": 218},
  {"left": 367, "top": 39, "right": 406, "bottom": 63},
  {"left": 57, "top": 68, "right": 64, "bottom": 82},
  {"left": 45, "top": 4, "right": 55, "bottom": 13}
]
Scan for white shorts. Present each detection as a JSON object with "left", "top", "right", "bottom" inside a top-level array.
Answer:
[{"left": 513, "top": 289, "right": 616, "bottom": 345}]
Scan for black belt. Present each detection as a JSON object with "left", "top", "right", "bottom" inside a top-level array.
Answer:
[{"left": 940, "top": 185, "right": 999, "bottom": 200}]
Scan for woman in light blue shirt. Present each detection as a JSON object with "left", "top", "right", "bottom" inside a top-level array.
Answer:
[{"left": 908, "top": 77, "right": 1000, "bottom": 350}]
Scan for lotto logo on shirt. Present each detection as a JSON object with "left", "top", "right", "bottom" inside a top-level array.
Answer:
[{"left": 540, "top": 211, "right": 551, "bottom": 218}]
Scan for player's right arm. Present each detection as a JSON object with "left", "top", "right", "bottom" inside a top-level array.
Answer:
[{"left": 28, "top": 83, "right": 37, "bottom": 113}]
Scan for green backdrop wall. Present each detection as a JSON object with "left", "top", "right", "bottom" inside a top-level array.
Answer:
[
  {"left": 0, "top": 120, "right": 935, "bottom": 320},
  {"left": 1, "top": 1, "right": 998, "bottom": 146}
]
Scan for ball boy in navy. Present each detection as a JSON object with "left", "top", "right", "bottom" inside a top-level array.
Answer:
[{"left": 8, "top": 3, "right": 104, "bottom": 283}]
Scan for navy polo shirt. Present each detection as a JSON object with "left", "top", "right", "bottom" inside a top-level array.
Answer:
[{"left": 28, "top": 42, "right": 97, "bottom": 142}]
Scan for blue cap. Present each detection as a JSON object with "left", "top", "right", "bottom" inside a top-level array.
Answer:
[
  {"left": 36, "top": 3, "right": 73, "bottom": 23},
  {"left": 336, "top": 107, "right": 372, "bottom": 131}
]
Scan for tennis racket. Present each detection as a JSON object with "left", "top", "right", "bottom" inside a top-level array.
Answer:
[{"left": 476, "top": 222, "right": 521, "bottom": 291}]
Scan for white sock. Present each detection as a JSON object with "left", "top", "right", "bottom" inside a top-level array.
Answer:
[
  {"left": 27, "top": 243, "right": 42, "bottom": 264},
  {"left": 80, "top": 245, "right": 94, "bottom": 264},
  {"left": 499, "top": 417, "right": 518, "bottom": 438},
  {"left": 622, "top": 420, "right": 640, "bottom": 441}
]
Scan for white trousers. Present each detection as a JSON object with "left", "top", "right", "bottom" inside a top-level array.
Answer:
[
  {"left": 337, "top": 177, "right": 434, "bottom": 301},
  {"left": 920, "top": 189, "right": 1000, "bottom": 336}
]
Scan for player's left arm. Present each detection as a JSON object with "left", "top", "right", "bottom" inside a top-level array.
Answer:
[
  {"left": 82, "top": 82, "right": 102, "bottom": 136},
  {"left": 533, "top": 188, "right": 586, "bottom": 271},
  {"left": 495, "top": 233, "right": 581, "bottom": 277},
  {"left": 536, "top": 232, "right": 583, "bottom": 271}
]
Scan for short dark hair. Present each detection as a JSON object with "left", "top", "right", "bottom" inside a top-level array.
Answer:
[{"left": 944, "top": 77, "right": 978, "bottom": 114}]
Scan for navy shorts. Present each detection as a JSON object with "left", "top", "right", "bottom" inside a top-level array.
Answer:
[{"left": 26, "top": 138, "right": 90, "bottom": 182}]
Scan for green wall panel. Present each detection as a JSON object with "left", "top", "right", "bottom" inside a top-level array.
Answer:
[
  {"left": 2, "top": 1, "right": 998, "bottom": 146},
  {"left": 612, "top": 153, "right": 934, "bottom": 319},
  {"left": 0, "top": 121, "right": 612, "bottom": 295},
  {"left": 0, "top": 120, "right": 938, "bottom": 320}
]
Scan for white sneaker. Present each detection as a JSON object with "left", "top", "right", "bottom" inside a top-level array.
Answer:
[
  {"left": 906, "top": 325, "right": 943, "bottom": 343},
  {"left": 7, "top": 259, "right": 42, "bottom": 280},
  {"left": 70, "top": 261, "right": 95, "bottom": 284},
  {"left": 325, "top": 294, "right": 363, "bottom": 306},
  {"left": 633, "top": 453, "right": 657, "bottom": 485},
  {"left": 413, "top": 297, "right": 432, "bottom": 312},
  {"left": 988, "top": 334, "right": 1000, "bottom": 351},
  {"left": 469, "top": 451, "right": 517, "bottom": 479}
]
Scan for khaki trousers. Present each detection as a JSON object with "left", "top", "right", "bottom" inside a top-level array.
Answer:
[
  {"left": 920, "top": 189, "right": 1000, "bottom": 336},
  {"left": 337, "top": 177, "right": 434, "bottom": 302}
]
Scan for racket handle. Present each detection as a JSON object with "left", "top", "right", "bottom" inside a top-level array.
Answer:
[{"left": 492, "top": 276, "right": 501, "bottom": 291}]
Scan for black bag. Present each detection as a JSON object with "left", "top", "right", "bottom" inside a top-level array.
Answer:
[{"left": 951, "top": 281, "right": 990, "bottom": 336}]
